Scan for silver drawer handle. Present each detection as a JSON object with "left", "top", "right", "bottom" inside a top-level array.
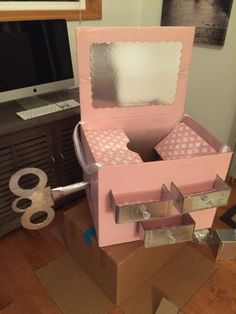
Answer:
[
  {"left": 201, "top": 195, "right": 214, "bottom": 207},
  {"left": 139, "top": 205, "right": 151, "bottom": 220},
  {"left": 167, "top": 230, "right": 176, "bottom": 243}
]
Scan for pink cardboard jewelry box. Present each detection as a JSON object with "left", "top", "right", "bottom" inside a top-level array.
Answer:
[{"left": 74, "top": 26, "right": 232, "bottom": 247}]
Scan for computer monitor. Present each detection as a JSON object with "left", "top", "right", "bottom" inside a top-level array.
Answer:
[{"left": 0, "top": 19, "right": 74, "bottom": 105}]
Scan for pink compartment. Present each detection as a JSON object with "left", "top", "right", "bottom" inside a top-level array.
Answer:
[
  {"left": 84, "top": 128, "right": 142, "bottom": 165},
  {"left": 154, "top": 117, "right": 220, "bottom": 160},
  {"left": 74, "top": 26, "right": 232, "bottom": 247}
]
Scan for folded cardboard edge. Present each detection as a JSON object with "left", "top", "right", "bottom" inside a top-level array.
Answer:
[
  {"left": 64, "top": 203, "right": 185, "bottom": 304},
  {"left": 151, "top": 245, "right": 217, "bottom": 308},
  {"left": 119, "top": 244, "right": 216, "bottom": 314},
  {"left": 155, "top": 297, "right": 180, "bottom": 314}
]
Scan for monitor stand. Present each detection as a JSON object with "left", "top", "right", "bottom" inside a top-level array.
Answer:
[{"left": 17, "top": 96, "right": 50, "bottom": 110}]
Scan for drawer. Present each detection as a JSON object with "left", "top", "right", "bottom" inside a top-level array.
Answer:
[
  {"left": 110, "top": 185, "right": 174, "bottom": 224},
  {"left": 212, "top": 229, "right": 236, "bottom": 261},
  {"left": 170, "top": 175, "right": 231, "bottom": 213},
  {"left": 139, "top": 214, "right": 195, "bottom": 248}
]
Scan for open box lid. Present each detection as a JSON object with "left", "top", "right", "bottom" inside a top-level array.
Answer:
[{"left": 76, "top": 27, "right": 195, "bottom": 126}]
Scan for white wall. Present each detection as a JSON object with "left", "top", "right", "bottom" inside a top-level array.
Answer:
[
  {"left": 67, "top": 0, "right": 145, "bottom": 87},
  {"left": 68, "top": 0, "right": 236, "bottom": 145},
  {"left": 185, "top": 2, "right": 236, "bottom": 145}
]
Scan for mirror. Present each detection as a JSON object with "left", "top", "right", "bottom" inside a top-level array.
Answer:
[{"left": 91, "top": 41, "right": 183, "bottom": 108}]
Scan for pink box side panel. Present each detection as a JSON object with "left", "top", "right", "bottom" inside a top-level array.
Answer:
[{"left": 97, "top": 152, "right": 231, "bottom": 246}]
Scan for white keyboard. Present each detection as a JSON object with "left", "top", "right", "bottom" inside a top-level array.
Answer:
[{"left": 16, "top": 99, "right": 80, "bottom": 120}]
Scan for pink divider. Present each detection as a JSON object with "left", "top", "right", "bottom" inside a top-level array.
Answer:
[
  {"left": 154, "top": 120, "right": 217, "bottom": 160},
  {"left": 84, "top": 128, "right": 142, "bottom": 165}
]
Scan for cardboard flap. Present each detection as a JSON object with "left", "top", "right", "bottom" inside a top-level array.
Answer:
[
  {"left": 120, "top": 245, "right": 216, "bottom": 314},
  {"left": 152, "top": 245, "right": 217, "bottom": 308},
  {"left": 76, "top": 27, "right": 195, "bottom": 128},
  {"left": 155, "top": 298, "right": 180, "bottom": 314}
]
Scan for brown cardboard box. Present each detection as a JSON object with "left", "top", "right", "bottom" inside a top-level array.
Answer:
[
  {"left": 64, "top": 198, "right": 184, "bottom": 304},
  {"left": 119, "top": 245, "right": 216, "bottom": 314},
  {"left": 36, "top": 202, "right": 216, "bottom": 314},
  {"left": 36, "top": 245, "right": 216, "bottom": 314},
  {"left": 152, "top": 245, "right": 217, "bottom": 308}
]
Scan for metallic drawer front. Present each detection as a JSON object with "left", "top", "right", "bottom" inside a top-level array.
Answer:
[
  {"left": 111, "top": 185, "right": 173, "bottom": 224},
  {"left": 171, "top": 175, "right": 231, "bottom": 213},
  {"left": 139, "top": 214, "right": 195, "bottom": 248},
  {"left": 212, "top": 229, "right": 236, "bottom": 261}
]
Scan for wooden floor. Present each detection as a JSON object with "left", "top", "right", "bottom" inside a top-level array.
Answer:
[{"left": 0, "top": 185, "right": 236, "bottom": 314}]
